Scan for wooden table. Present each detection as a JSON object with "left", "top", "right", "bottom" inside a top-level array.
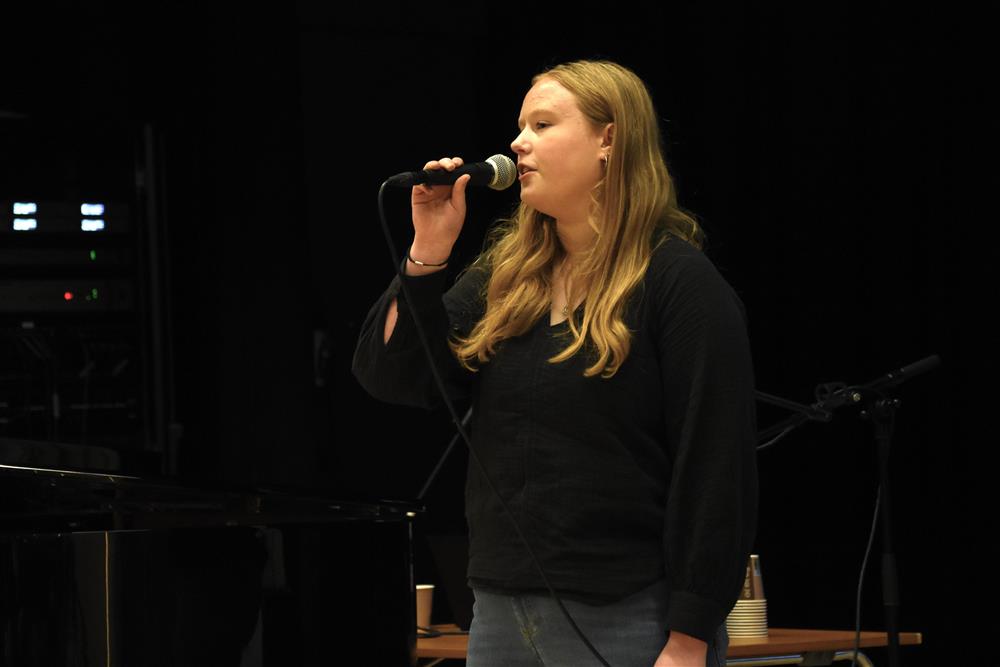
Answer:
[{"left": 417, "top": 625, "right": 922, "bottom": 666}]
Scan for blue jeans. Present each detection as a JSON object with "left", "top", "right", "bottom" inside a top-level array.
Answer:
[{"left": 466, "top": 579, "right": 729, "bottom": 667}]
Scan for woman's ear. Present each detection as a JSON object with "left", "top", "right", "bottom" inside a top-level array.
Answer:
[{"left": 601, "top": 122, "right": 615, "bottom": 149}]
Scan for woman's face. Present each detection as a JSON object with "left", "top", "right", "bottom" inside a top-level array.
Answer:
[{"left": 511, "top": 78, "right": 608, "bottom": 221}]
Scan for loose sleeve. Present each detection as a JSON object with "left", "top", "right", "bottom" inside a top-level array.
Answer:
[
  {"left": 351, "top": 259, "right": 487, "bottom": 410},
  {"left": 653, "top": 244, "right": 759, "bottom": 642}
]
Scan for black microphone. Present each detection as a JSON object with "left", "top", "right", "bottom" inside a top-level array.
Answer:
[{"left": 386, "top": 154, "right": 517, "bottom": 190}]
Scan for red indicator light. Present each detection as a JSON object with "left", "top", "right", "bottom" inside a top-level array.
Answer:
[{"left": 64, "top": 292, "right": 74, "bottom": 301}]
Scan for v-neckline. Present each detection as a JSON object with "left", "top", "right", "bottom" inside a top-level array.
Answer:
[{"left": 548, "top": 303, "right": 584, "bottom": 328}]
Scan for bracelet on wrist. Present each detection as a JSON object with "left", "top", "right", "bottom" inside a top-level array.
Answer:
[{"left": 407, "top": 246, "right": 449, "bottom": 267}]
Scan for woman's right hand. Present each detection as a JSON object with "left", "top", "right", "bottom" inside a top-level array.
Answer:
[{"left": 409, "top": 156, "right": 471, "bottom": 264}]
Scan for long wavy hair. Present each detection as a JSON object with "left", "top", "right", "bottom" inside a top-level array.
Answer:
[{"left": 450, "top": 60, "right": 704, "bottom": 378}]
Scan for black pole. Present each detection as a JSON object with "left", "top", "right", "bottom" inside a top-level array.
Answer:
[
  {"left": 864, "top": 394, "right": 903, "bottom": 667},
  {"left": 855, "top": 355, "right": 941, "bottom": 667}
]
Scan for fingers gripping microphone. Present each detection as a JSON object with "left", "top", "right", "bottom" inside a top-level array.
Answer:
[{"left": 386, "top": 154, "right": 517, "bottom": 190}]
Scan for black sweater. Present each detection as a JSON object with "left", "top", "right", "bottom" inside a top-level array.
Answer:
[{"left": 351, "top": 236, "right": 758, "bottom": 642}]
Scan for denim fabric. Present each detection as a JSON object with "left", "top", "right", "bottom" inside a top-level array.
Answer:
[{"left": 466, "top": 579, "right": 728, "bottom": 667}]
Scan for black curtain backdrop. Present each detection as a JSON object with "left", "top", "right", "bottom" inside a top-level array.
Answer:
[{"left": 1, "top": 1, "right": 992, "bottom": 665}]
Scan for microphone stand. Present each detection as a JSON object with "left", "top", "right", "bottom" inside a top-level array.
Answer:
[
  {"left": 417, "top": 406, "right": 473, "bottom": 501},
  {"left": 756, "top": 354, "right": 941, "bottom": 667}
]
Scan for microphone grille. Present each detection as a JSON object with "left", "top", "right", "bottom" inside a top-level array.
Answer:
[{"left": 485, "top": 154, "right": 517, "bottom": 190}]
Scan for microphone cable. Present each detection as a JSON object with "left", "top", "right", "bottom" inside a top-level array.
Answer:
[
  {"left": 849, "top": 484, "right": 880, "bottom": 667},
  {"left": 376, "top": 178, "right": 614, "bottom": 667}
]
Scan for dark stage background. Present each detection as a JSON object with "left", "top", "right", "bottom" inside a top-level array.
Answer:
[{"left": 1, "top": 1, "right": 992, "bottom": 665}]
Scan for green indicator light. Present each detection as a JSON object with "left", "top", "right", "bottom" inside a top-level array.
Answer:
[
  {"left": 90, "top": 250, "right": 97, "bottom": 261},
  {"left": 91, "top": 288, "right": 99, "bottom": 299}
]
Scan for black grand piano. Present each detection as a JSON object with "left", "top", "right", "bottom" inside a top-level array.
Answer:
[{"left": 0, "top": 439, "right": 421, "bottom": 667}]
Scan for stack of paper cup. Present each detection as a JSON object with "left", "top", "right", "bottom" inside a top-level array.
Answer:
[{"left": 726, "top": 554, "right": 768, "bottom": 638}]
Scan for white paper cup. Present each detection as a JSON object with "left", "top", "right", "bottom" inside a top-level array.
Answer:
[{"left": 416, "top": 584, "right": 434, "bottom": 629}]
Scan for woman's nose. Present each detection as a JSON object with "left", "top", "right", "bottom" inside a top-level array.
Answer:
[{"left": 511, "top": 130, "right": 528, "bottom": 154}]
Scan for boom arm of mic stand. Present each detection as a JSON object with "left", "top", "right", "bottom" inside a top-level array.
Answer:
[
  {"left": 861, "top": 354, "right": 941, "bottom": 393},
  {"left": 755, "top": 391, "right": 832, "bottom": 445},
  {"left": 754, "top": 354, "right": 941, "bottom": 447},
  {"left": 757, "top": 391, "right": 832, "bottom": 420}
]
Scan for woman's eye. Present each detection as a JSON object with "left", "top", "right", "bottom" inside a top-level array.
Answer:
[{"left": 535, "top": 122, "right": 549, "bottom": 129}]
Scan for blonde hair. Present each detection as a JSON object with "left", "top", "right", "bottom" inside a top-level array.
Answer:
[{"left": 450, "top": 60, "right": 704, "bottom": 378}]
